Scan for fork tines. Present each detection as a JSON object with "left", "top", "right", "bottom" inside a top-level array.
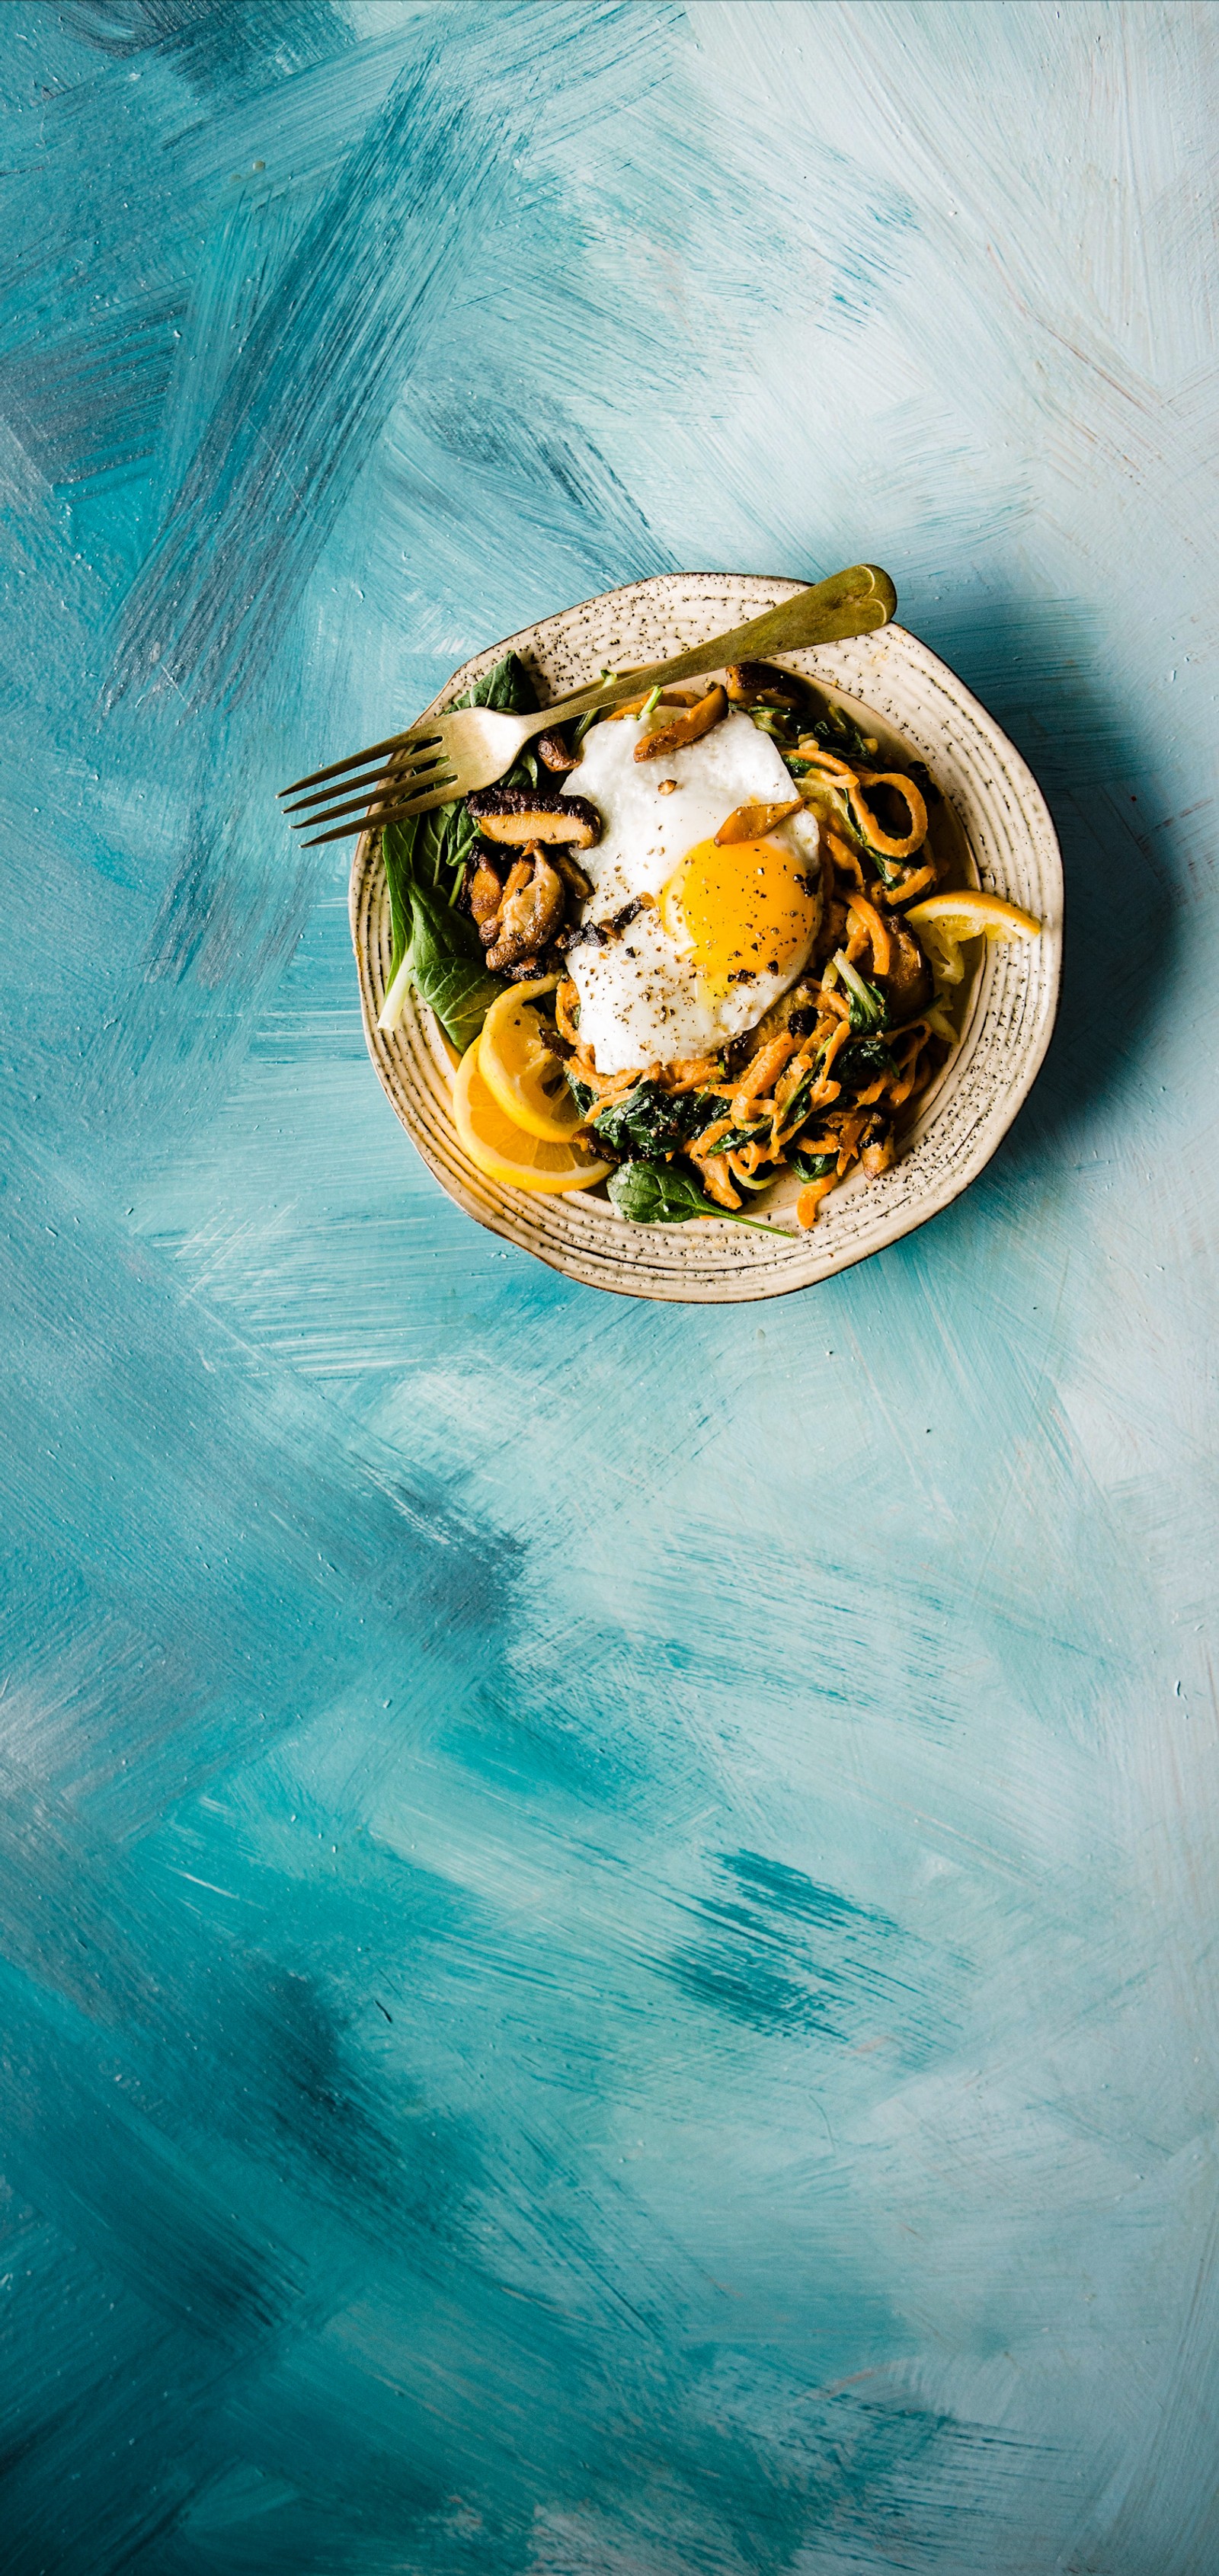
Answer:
[
  {"left": 282, "top": 763, "right": 398, "bottom": 815},
  {"left": 283, "top": 753, "right": 449, "bottom": 822},
  {"left": 280, "top": 731, "right": 459, "bottom": 842},
  {"left": 296, "top": 789, "right": 457, "bottom": 848},
  {"left": 277, "top": 724, "right": 440, "bottom": 801}
]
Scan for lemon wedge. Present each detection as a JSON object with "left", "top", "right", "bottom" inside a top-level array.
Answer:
[
  {"left": 904, "top": 890, "right": 1041, "bottom": 942},
  {"left": 478, "top": 976, "right": 582, "bottom": 1143},
  {"left": 904, "top": 889, "right": 1041, "bottom": 988},
  {"left": 453, "top": 1040, "right": 612, "bottom": 1194}
]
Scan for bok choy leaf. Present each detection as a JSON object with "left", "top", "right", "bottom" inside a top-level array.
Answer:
[{"left": 379, "top": 652, "right": 538, "bottom": 1050}]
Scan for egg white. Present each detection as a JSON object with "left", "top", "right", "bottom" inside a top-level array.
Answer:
[{"left": 561, "top": 709, "right": 821, "bottom": 1072}]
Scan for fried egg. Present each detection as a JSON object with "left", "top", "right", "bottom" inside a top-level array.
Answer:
[{"left": 561, "top": 708, "right": 821, "bottom": 1071}]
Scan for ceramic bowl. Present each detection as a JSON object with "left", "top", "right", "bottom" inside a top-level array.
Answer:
[{"left": 350, "top": 573, "right": 1062, "bottom": 1304}]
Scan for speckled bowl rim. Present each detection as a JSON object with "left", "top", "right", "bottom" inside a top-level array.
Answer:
[{"left": 350, "top": 574, "right": 1062, "bottom": 1304}]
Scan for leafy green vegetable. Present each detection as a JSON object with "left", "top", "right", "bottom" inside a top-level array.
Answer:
[
  {"left": 565, "top": 1072, "right": 596, "bottom": 1117},
  {"left": 779, "top": 1000, "right": 878, "bottom": 1130},
  {"left": 790, "top": 1145, "right": 838, "bottom": 1182},
  {"left": 835, "top": 1036, "right": 895, "bottom": 1091},
  {"left": 777, "top": 1021, "right": 853, "bottom": 1134},
  {"left": 709, "top": 1116, "right": 771, "bottom": 1156},
  {"left": 608, "top": 1160, "right": 784, "bottom": 1233},
  {"left": 591, "top": 1082, "right": 723, "bottom": 1162},
  {"left": 397, "top": 881, "right": 504, "bottom": 1056},
  {"left": 381, "top": 651, "right": 539, "bottom": 1049},
  {"left": 778, "top": 1067, "right": 818, "bottom": 1136},
  {"left": 833, "top": 950, "right": 888, "bottom": 1032},
  {"left": 805, "top": 702, "right": 875, "bottom": 762}
]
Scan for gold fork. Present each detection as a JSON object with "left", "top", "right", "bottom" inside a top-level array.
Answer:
[{"left": 279, "top": 564, "right": 897, "bottom": 844}]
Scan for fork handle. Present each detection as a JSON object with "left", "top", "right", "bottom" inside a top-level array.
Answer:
[{"left": 527, "top": 563, "right": 897, "bottom": 727}]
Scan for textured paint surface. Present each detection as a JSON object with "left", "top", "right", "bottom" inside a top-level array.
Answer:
[{"left": 2, "top": 2, "right": 1217, "bottom": 2568}]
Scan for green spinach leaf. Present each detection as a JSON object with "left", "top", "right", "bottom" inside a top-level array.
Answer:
[
  {"left": 608, "top": 1160, "right": 785, "bottom": 1233},
  {"left": 777, "top": 1061, "right": 823, "bottom": 1134},
  {"left": 805, "top": 703, "right": 875, "bottom": 762},
  {"left": 835, "top": 1035, "right": 896, "bottom": 1091},
  {"left": 592, "top": 1081, "right": 723, "bottom": 1162},
  {"left": 707, "top": 1115, "right": 771, "bottom": 1156}
]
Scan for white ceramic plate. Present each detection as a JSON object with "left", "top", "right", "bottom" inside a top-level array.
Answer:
[{"left": 350, "top": 574, "right": 1062, "bottom": 1304}]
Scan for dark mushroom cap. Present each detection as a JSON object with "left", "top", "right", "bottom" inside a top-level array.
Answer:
[
  {"left": 725, "top": 660, "right": 809, "bottom": 707},
  {"left": 878, "top": 922, "right": 933, "bottom": 1019},
  {"left": 550, "top": 844, "right": 594, "bottom": 902},
  {"left": 537, "top": 728, "right": 579, "bottom": 772},
  {"left": 466, "top": 785, "right": 601, "bottom": 849},
  {"left": 484, "top": 845, "right": 567, "bottom": 973}
]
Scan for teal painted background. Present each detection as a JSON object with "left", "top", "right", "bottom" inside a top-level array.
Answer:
[{"left": 2, "top": 4, "right": 1217, "bottom": 2568}]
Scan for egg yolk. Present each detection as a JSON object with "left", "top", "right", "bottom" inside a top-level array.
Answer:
[{"left": 658, "top": 836, "right": 817, "bottom": 989}]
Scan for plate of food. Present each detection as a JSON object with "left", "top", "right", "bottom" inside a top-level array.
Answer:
[{"left": 346, "top": 573, "right": 1061, "bottom": 1303}]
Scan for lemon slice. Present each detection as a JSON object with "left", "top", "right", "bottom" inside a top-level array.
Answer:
[
  {"left": 904, "top": 890, "right": 1041, "bottom": 942},
  {"left": 453, "top": 1040, "right": 613, "bottom": 1194},
  {"left": 478, "top": 976, "right": 582, "bottom": 1142}
]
